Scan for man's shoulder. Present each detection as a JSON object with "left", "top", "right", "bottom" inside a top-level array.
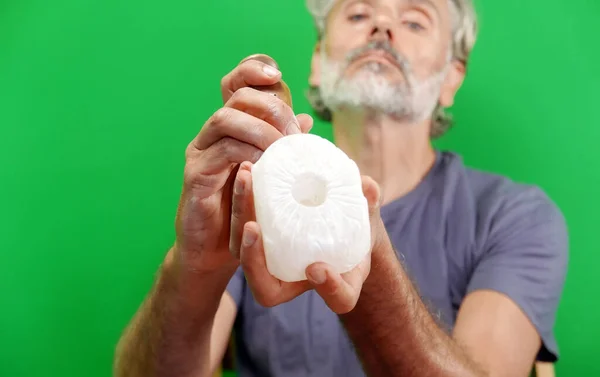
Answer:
[
  {"left": 438, "top": 151, "right": 568, "bottom": 273},
  {"left": 438, "top": 150, "right": 562, "bottom": 221}
]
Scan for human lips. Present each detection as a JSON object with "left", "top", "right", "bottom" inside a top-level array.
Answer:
[{"left": 353, "top": 50, "right": 402, "bottom": 70}]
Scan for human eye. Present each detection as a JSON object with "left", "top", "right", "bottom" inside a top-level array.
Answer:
[
  {"left": 404, "top": 21, "right": 425, "bottom": 31},
  {"left": 346, "top": 3, "right": 370, "bottom": 23},
  {"left": 402, "top": 10, "right": 430, "bottom": 32},
  {"left": 348, "top": 13, "right": 369, "bottom": 22}
]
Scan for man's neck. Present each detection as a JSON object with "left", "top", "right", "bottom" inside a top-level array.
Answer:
[{"left": 331, "top": 109, "right": 436, "bottom": 205}]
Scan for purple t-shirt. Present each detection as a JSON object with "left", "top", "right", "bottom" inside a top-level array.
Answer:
[{"left": 226, "top": 150, "right": 568, "bottom": 377}]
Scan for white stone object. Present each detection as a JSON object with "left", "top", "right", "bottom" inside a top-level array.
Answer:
[{"left": 251, "top": 133, "right": 371, "bottom": 282}]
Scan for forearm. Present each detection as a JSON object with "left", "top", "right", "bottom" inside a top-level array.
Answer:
[
  {"left": 113, "top": 248, "right": 237, "bottom": 377},
  {"left": 339, "top": 240, "right": 486, "bottom": 377}
]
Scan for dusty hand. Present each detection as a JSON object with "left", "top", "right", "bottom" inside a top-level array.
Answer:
[
  {"left": 230, "top": 164, "right": 385, "bottom": 314},
  {"left": 172, "top": 54, "right": 313, "bottom": 274}
]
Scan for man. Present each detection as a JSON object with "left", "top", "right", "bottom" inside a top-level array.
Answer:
[{"left": 114, "top": 0, "right": 569, "bottom": 376}]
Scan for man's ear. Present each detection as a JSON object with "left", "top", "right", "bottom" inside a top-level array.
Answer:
[
  {"left": 439, "top": 59, "right": 466, "bottom": 108},
  {"left": 309, "top": 41, "right": 322, "bottom": 87}
]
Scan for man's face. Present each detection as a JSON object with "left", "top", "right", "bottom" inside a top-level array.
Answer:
[{"left": 311, "top": 0, "right": 464, "bottom": 121}]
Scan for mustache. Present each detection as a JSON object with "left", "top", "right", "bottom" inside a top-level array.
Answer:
[{"left": 345, "top": 40, "right": 411, "bottom": 75}]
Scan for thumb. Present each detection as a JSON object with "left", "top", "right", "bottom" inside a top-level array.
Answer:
[
  {"left": 361, "top": 175, "right": 386, "bottom": 250},
  {"left": 305, "top": 262, "right": 362, "bottom": 314},
  {"left": 361, "top": 176, "right": 382, "bottom": 216},
  {"left": 296, "top": 113, "right": 314, "bottom": 134}
]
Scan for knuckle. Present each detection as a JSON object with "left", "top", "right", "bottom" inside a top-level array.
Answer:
[
  {"left": 266, "top": 96, "right": 284, "bottom": 117},
  {"left": 182, "top": 161, "right": 202, "bottom": 183},
  {"left": 238, "top": 57, "right": 255, "bottom": 69},
  {"left": 243, "top": 59, "right": 263, "bottom": 75},
  {"left": 181, "top": 149, "right": 220, "bottom": 192},
  {"left": 245, "top": 120, "right": 265, "bottom": 141},
  {"left": 214, "top": 138, "right": 233, "bottom": 159},
  {"left": 220, "top": 75, "right": 229, "bottom": 90},
  {"left": 267, "top": 97, "right": 294, "bottom": 131},
  {"left": 220, "top": 65, "right": 240, "bottom": 89},
  {"left": 184, "top": 141, "right": 196, "bottom": 159},
  {"left": 211, "top": 107, "right": 231, "bottom": 126},
  {"left": 238, "top": 86, "right": 254, "bottom": 97},
  {"left": 230, "top": 86, "right": 252, "bottom": 104},
  {"left": 182, "top": 164, "right": 211, "bottom": 193}
]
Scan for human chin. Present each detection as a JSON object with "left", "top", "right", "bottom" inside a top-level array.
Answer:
[
  {"left": 339, "top": 59, "right": 406, "bottom": 91},
  {"left": 319, "top": 54, "right": 407, "bottom": 111},
  {"left": 321, "top": 74, "right": 411, "bottom": 116}
]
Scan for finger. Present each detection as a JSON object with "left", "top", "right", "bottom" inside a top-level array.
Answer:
[
  {"left": 229, "top": 161, "right": 255, "bottom": 260},
  {"left": 226, "top": 87, "right": 300, "bottom": 136},
  {"left": 362, "top": 175, "right": 382, "bottom": 215},
  {"left": 186, "top": 137, "right": 262, "bottom": 181},
  {"left": 305, "top": 262, "right": 364, "bottom": 314},
  {"left": 240, "top": 221, "right": 311, "bottom": 307},
  {"left": 221, "top": 57, "right": 282, "bottom": 103},
  {"left": 239, "top": 54, "right": 280, "bottom": 70},
  {"left": 296, "top": 113, "right": 314, "bottom": 134},
  {"left": 194, "top": 107, "right": 283, "bottom": 151},
  {"left": 361, "top": 175, "right": 389, "bottom": 250}
]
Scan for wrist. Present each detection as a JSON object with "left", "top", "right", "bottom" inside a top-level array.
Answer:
[
  {"left": 367, "top": 226, "right": 397, "bottom": 274},
  {"left": 355, "top": 232, "right": 405, "bottom": 308},
  {"left": 160, "top": 247, "right": 238, "bottom": 308},
  {"left": 167, "top": 244, "right": 239, "bottom": 278}
]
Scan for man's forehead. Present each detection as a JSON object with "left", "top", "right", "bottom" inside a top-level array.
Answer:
[
  {"left": 307, "top": 0, "right": 447, "bottom": 20},
  {"left": 307, "top": 0, "right": 455, "bottom": 43}
]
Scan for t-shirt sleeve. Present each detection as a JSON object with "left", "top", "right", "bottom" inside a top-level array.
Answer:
[
  {"left": 467, "top": 186, "right": 569, "bottom": 362},
  {"left": 225, "top": 265, "right": 246, "bottom": 308}
]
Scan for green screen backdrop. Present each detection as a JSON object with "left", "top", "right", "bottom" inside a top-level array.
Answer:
[{"left": 1, "top": 1, "right": 598, "bottom": 376}]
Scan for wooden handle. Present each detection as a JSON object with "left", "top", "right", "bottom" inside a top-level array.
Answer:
[{"left": 239, "top": 54, "right": 293, "bottom": 108}]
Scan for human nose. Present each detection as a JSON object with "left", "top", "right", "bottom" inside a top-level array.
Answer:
[{"left": 368, "top": 12, "right": 393, "bottom": 42}]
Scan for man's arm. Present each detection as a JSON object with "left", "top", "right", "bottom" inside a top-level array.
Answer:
[
  {"left": 339, "top": 252, "right": 541, "bottom": 377},
  {"left": 339, "top": 237, "right": 486, "bottom": 377},
  {"left": 452, "top": 187, "right": 568, "bottom": 376},
  {"left": 113, "top": 248, "right": 238, "bottom": 377},
  {"left": 339, "top": 187, "right": 567, "bottom": 377},
  {"left": 452, "top": 290, "right": 541, "bottom": 377},
  {"left": 209, "top": 292, "right": 239, "bottom": 371}
]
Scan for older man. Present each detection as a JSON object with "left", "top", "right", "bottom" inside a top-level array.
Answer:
[{"left": 114, "top": 0, "right": 568, "bottom": 376}]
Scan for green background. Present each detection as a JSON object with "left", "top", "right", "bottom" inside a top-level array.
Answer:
[{"left": 1, "top": 0, "right": 598, "bottom": 376}]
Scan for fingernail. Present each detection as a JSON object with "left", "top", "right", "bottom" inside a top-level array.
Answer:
[
  {"left": 234, "top": 177, "right": 245, "bottom": 195},
  {"left": 307, "top": 268, "right": 326, "bottom": 285},
  {"left": 286, "top": 120, "right": 301, "bottom": 135},
  {"left": 262, "top": 65, "right": 280, "bottom": 77},
  {"left": 297, "top": 114, "right": 314, "bottom": 134},
  {"left": 242, "top": 228, "right": 257, "bottom": 247}
]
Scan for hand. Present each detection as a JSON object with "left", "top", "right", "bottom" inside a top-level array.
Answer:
[
  {"left": 230, "top": 164, "right": 385, "bottom": 314},
  {"left": 172, "top": 54, "right": 313, "bottom": 274}
]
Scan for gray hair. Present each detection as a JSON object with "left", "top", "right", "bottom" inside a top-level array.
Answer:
[{"left": 305, "top": 0, "right": 478, "bottom": 138}]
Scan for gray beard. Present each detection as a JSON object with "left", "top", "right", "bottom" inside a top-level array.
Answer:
[{"left": 318, "top": 52, "right": 448, "bottom": 123}]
